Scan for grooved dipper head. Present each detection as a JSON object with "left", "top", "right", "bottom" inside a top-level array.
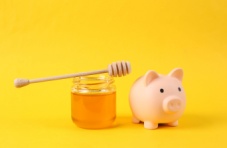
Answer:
[{"left": 108, "top": 61, "right": 131, "bottom": 77}]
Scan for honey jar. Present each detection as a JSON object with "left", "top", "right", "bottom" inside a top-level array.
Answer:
[{"left": 71, "top": 74, "right": 116, "bottom": 129}]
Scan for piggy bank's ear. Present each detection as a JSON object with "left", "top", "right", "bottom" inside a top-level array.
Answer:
[
  {"left": 168, "top": 68, "right": 183, "bottom": 81},
  {"left": 144, "top": 70, "right": 159, "bottom": 86}
]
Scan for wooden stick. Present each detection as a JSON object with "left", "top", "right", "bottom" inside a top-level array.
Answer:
[{"left": 14, "top": 69, "right": 108, "bottom": 88}]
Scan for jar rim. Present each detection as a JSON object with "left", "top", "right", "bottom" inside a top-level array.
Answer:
[{"left": 72, "top": 74, "right": 114, "bottom": 85}]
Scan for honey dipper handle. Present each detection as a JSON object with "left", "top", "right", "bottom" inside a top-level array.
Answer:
[
  {"left": 30, "top": 69, "right": 108, "bottom": 83},
  {"left": 14, "top": 69, "right": 108, "bottom": 88}
]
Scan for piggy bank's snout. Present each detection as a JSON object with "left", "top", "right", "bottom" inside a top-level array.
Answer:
[{"left": 163, "top": 97, "right": 182, "bottom": 113}]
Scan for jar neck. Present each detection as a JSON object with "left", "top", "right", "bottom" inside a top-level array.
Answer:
[{"left": 71, "top": 74, "right": 115, "bottom": 94}]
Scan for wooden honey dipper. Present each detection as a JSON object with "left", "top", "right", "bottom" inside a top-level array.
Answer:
[{"left": 14, "top": 61, "right": 131, "bottom": 88}]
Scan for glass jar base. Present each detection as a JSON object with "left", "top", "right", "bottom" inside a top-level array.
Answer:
[{"left": 72, "top": 117, "right": 116, "bottom": 129}]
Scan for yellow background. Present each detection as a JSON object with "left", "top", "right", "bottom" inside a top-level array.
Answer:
[{"left": 1, "top": 0, "right": 227, "bottom": 147}]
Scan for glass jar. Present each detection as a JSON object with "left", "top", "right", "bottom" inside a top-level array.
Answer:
[{"left": 71, "top": 74, "right": 116, "bottom": 129}]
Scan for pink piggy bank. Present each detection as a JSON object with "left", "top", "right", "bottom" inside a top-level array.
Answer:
[{"left": 129, "top": 68, "right": 186, "bottom": 129}]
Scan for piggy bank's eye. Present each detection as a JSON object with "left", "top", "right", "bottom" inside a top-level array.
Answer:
[
  {"left": 178, "top": 87, "right": 181, "bottom": 92},
  {"left": 160, "top": 88, "right": 164, "bottom": 93}
]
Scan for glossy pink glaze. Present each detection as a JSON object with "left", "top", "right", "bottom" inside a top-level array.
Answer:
[{"left": 129, "top": 68, "right": 186, "bottom": 129}]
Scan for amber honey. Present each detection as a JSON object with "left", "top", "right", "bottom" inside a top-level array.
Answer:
[
  {"left": 71, "top": 92, "right": 116, "bottom": 129},
  {"left": 71, "top": 74, "right": 116, "bottom": 129}
]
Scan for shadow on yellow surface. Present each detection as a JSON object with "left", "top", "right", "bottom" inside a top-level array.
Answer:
[{"left": 116, "top": 113, "right": 219, "bottom": 130}]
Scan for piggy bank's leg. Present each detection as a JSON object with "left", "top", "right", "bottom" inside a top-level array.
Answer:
[
  {"left": 144, "top": 121, "right": 158, "bottom": 130},
  {"left": 132, "top": 116, "right": 140, "bottom": 124},
  {"left": 167, "top": 120, "right": 178, "bottom": 127}
]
